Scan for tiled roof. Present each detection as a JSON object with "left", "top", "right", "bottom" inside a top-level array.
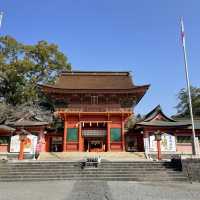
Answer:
[
  {"left": 143, "top": 105, "right": 175, "bottom": 122},
  {"left": 41, "top": 71, "right": 149, "bottom": 90},
  {"left": 0, "top": 125, "right": 15, "bottom": 132},
  {"left": 175, "top": 119, "right": 200, "bottom": 130},
  {"left": 136, "top": 105, "right": 191, "bottom": 128},
  {"left": 136, "top": 121, "right": 191, "bottom": 127},
  {"left": 7, "top": 119, "right": 48, "bottom": 127}
]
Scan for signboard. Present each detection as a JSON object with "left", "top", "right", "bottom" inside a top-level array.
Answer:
[
  {"left": 82, "top": 129, "right": 107, "bottom": 137},
  {"left": 195, "top": 137, "right": 200, "bottom": 155},
  {"left": 10, "top": 135, "right": 20, "bottom": 153},
  {"left": 52, "top": 136, "right": 63, "bottom": 144},
  {"left": 143, "top": 137, "right": 150, "bottom": 153},
  {"left": 10, "top": 134, "right": 38, "bottom": 154},
  {"left": 149, "top": 133, "right": 176, "bottom": 152}
]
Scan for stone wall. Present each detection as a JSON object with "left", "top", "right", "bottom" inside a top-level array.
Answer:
[{"left": 181, "top": 158, "right": 200, "bottom": 182}]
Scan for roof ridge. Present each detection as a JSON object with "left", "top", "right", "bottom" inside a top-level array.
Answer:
[
  {"left": 60, "top": 71, "right": 131, "bottom": 76},
  {"left": 143, "top": 105, "right": 176, "bottom": 122},
  {"left": 62, "top": 70, "right": 131, "bottom": 73}
]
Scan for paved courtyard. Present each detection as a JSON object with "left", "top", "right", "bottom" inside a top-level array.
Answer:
[{"left": 0, "top": 180, "right": 200, "bottom": 200}]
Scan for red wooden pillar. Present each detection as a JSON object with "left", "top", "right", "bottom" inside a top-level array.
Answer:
[
  {"left": 144, "top": 130, "right": 149, "bottom": 138},
  {"left": 121, "top": 120, "right": 125, "bottom": 151},
  {"left": 18, "top": 139, "right": 25, "bottom": 160},
  {"left": 157, "top": 140, "right": 161, "bottom": 160},
  {"left": 78, "top": 122, "right": 83, "bottom": 151},
  {"left": 47, "top": 136, "right": 50, "bottom": 152},
  {"left": 155, "top": 130, "right": 162, "bottom": 160},
  {"left": 40, "top": 130, "right": 46, "bottom": 152},
  {"left": 63, "top": 121, "right": 67, "bottom": 152},
  {"left": 107, "top": 122, "right": 111, "bottom": 151}
]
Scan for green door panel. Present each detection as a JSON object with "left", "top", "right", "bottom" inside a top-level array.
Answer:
[
  {"left": 110, "top": 128, "right": 121, "bottom": 142},
  {"left": 67, "top": 128, "right": 78, "bottom": 142}
]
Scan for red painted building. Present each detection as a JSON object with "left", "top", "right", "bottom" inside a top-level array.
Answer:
[
  {"left": 0, "top": 71, "right": 200, "bottom": 156},
  {"left": 41, "top": 71, "right": 149, "bottom": 152},
  {"left": 133, "top": 105, "right": 200, "bottom": 155},
  {"left": 0, "top": 125, "right": 15, "bottom": 152},
  {"left": 0, "top": 120, "right": 48, "bottom": 153}
]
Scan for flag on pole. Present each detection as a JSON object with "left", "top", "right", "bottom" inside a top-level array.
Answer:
[
  {"left": 180, "top": 17, "right": 197, "bottom": 155},
  {"left": 0, "top": 12, "right": 3, "bottom": 29},
  {"left": 180, "top": 17, "right": 186, "bottom": 47}
]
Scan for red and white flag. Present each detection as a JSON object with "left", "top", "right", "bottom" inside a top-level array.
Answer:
[{"left": 180, "top": 17, "right": 186, "bottom": 47}]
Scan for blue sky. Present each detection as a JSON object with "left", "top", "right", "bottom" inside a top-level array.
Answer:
[{"left": 1, "top": 0, "right": 200, "bottom": 116}]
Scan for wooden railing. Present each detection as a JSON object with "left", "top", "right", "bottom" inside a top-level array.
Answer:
[{"left": 56, "top": 104, "right": 132, "bottom": 113}]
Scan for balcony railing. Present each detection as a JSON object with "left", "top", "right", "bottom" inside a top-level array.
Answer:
[{"left": 56, "top": 104, "right": 132, "bottom": 113}]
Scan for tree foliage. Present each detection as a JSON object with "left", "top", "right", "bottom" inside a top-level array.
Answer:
[
  {"left": 175, "top": 86, "right": 200, "bottom": 118},
  {"left": 0, "top": 102, "right": 53, "bottom": 125},
  {"left": 125, "top": 114, "right": 142, "bottom": 130},
  {"left": 0, "top": 35, "right": 71, "bottom": 105}
]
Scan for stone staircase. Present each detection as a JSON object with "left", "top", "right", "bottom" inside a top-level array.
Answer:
[{"left": 0, "top": 160, "right": 188, "bottom": 182}]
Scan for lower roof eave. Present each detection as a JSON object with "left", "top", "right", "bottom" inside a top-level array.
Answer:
[
  {"left": 41, "top": 85, "right": 150, "bottom": 94},
  {"left": 135, "top": 124, "right": 191, "bottom": 129},
  {"left": 57, "top": 111, "right": 133, "bottom": 115}
]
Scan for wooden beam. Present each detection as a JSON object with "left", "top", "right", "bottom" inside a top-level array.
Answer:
[{"left": 79, "top": 120, "right": 112, "bottom": 123}]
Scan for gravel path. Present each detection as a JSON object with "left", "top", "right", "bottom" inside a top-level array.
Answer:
[
  {"left": 67, "top": 181, "right": 113, "bottom": 200},
  {"left": 0, "top": 181, "right": 200, "bottom": 200},
  {"left": 108, "top": 181, "right": 200, "bottom": 200}
]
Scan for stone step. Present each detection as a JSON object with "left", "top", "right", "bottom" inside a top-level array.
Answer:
[
  {"left": 1, "top": 170, "right": 181, "bottom": 175},
  {"left": 0, "top": 170, "right": 184, "bottom": 176},
  {"left": 4, "top": 163, "right": 173, "bottom": 167},
  {"left": 6, "top": 161, "right": 170, "bottom": 164},
  {"left": 0, "top": 168, "right": 181, "bottom": 173},
  {"left": 0, "top": 173, "right": 181, "bottom": 178},
  {"left": 0, "top": 160, "right": 187, "bottom": 182},
  {"left": 1, "top": 165, "right": 178, "bottom": 169},
  {"left": 0, "top": 173, "right": 185, "bottom": 179},
  {"left": 0, "top": 163, "right": 174, "bottom": 169},
  {"left": 0, "top": 162, "right": 178, "bottom": 167},
  {"left": 0, "top": 176, "right": 188, "bottom": 182},
  {"left": 0, "top": 165, "right": 181, "bottom": 170},
  {"left": 5, "top": 160, "right": 169, "bottom": 163},
  {"left": 0, "top": 163, "right": 180, "bottom": 168}
]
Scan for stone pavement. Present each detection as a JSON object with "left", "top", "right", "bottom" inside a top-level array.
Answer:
[
  {"left": 38, "top": 152, "right": 146, "bottom": 161},
  {"left": 0, "top": 180, "right": 200, "bottom": 200}
]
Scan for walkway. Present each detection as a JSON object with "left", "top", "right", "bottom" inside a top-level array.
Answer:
[
  {"left": 38, "top": 152, "right": 146, "bottom": 161},
  {"left": 0, "top": 181, "right": 200, "bottom": 200}
]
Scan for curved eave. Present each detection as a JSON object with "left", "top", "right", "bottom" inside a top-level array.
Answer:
[
  {"left": 134, "top": 85, "right": 150, "bottom": 104},
  {"left": 0, "top": 125, "right": 15, "bottom": 134},
  {"left": 12, "top": 122, "right": 49, "bottom": 127},
  {"left": 136, "top": 122, "right": 191, "bottom": 128},
  {"left": 39, "top": 84, "right": 150, "bottom": 94}
]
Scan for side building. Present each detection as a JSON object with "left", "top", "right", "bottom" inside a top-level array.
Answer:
[{"left": 127, "top": 105, "right": 200, "bottom": 156}]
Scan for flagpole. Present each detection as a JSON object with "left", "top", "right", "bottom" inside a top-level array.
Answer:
[
  {"left": 180, "top": 17, "right": 197, "bottom": 155},
  {"left": 0, "top": 11, "right": 3, "bottom": 29}
]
